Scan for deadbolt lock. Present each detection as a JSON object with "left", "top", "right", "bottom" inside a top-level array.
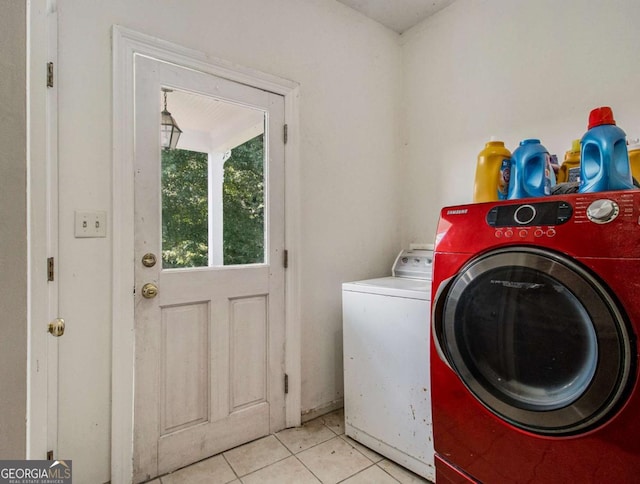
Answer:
[
  {"left": 142, "top": 253, "right": 157, "bottom": 267},
  {"left": 48, "top": 318, "right": 65, "bottom": 337},
  {"left": 141, "top": 283, "right": 159, "bottom": 299}
]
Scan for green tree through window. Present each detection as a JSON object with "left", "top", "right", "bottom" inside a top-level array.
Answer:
[
  {"left": 223, "top": 134, "right": 265, "bottom": 265},
  {"left": 161, "top": 149, "right": 208, "bottom": 268}
]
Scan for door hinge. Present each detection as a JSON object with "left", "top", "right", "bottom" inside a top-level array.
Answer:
[
  {"left": 284, "top": 373, "right": 289, "bottom": 394},
  {"left": 47, "top": 62, "right": 54, "bottom": 88},
  {"left": 47, "top": 257, "right": 55, "bottom": 282},
  {"left": 47, "top": 450, "right": 53, "bottom": 460},
  {"left": 283, "top": 124, "right": 288, "bottom": 144},
  {"left": 283, "top": 249, "right": 288, "bottom": 269}
]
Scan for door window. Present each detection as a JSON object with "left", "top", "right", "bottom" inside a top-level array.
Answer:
[{"left": 159, "top": 89, "right": 266, "bottom": 269}]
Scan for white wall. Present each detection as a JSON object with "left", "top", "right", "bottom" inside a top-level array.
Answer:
[
  {"left": 55, "top": 0, "right": 401, "bottom": 480},
  {"left": 0, "top": 0, "right": 27, "bottom": 460},
  {"left": 401, "top": 0, "right": 640, "bottom": 244}
]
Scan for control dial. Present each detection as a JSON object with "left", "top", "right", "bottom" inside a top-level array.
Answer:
[{"left": 586, "top": 199, "right": 619, "bottom": 224}]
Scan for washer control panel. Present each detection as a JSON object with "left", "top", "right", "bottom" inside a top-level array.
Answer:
[
  {"left": 392, "top": 249, "right": 433, "bottom": 279},
  {"left": 486, "top": 200, "right": 573, "bottom": 228}
]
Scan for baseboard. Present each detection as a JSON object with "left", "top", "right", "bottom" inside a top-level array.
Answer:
[{"left": 300, "top": 398, "right": 344, "bottom": 423}]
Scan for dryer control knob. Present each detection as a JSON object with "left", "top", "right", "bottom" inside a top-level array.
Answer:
[{"left": 587, "top": 199, "right": 619, "bottom": 224}]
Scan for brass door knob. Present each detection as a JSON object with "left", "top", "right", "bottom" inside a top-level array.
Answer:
[
  {"left": 141, "top": 283, "right": 159, "bottom": 299},
  {"left": 48, "top": 318, "right": 65, "bottom": 337}
]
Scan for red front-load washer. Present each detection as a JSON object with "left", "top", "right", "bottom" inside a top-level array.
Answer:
[{"left": 430, "top": 190, "right": 640, "bottom": 483}]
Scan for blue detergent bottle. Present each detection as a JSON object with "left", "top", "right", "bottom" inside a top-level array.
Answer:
[
  {"left": 508, "top": 139, "right": 555, "bottom": 199},
  {"left": 579, "top": 106, "right": 635, "bottom": 193}
]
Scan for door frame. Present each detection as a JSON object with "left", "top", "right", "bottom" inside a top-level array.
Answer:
[
  {"left": 112, "top": 26, "right": 301, "bottom": 483},
  {"left": 27, "top": 0, "right": 59, "bottom": 460}
]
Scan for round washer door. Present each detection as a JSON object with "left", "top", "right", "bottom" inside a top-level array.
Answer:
[{"left": 433, "top": 247, "right": 635, "bottom": 436}]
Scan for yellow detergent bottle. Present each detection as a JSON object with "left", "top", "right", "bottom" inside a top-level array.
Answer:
[
  {"left": 558, "top": 139, "right": 581, "bottom": 183},
  {"left": 473, "top": 138, "right": 512, "bottom": 203},
  {"left": 628, "top": 138, "right": 640, "bottom": 183}
]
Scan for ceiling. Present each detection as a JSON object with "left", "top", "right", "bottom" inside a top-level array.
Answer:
[
  {"left": 166, "top": 89, "right": 264, "bottom": 153},
  {"left": 336, "top": 0, "right": 456, "bottom": 33}
]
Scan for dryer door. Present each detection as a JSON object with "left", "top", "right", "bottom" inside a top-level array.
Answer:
[{"left": 432, "top": 246, "right": 635, "bottom": 436}]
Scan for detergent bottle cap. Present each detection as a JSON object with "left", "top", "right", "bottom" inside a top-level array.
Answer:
[
  {"left": 519, "top": 138, "right": 540, "bottom": 146},
  {"left": 486, "top": 136, "right": 505, "bottom": 147},
  {"left": 588, "top": 106, "right": 616, "bottom": 129}
]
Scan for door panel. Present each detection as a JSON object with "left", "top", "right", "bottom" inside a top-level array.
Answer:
[
  {"left": 133, "top": 55, "right": 285, "bottom": 482},
  {"left": 160, "top": 302, "right": 209, "bottom": 434},
  {"left": 230, "top": 296, "right": 268, "bottom": 410}
]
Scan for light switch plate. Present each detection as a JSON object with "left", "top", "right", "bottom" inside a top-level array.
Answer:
[{"left": 75, "top": 211, "right": 107, "bottom": 238}]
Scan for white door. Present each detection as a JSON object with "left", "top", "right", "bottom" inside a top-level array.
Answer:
[{"left": 133, "top": 55, "right": 286, "bottom": 482}]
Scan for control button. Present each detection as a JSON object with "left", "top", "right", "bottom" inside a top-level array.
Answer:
[
  {"left": 519, "top": 230, "right": 528, "bottom": 238},
  {"left": 486, "top": 208, "right": 499, "bottom": 226},
  {"left": 547, "top": 228, "right": 556, "bottom": 237},
  {"left": 557, "top": 201, "right": 573, "bottom": 222},
  {"left": 504, "top": 229, "right": 514, "bottom": 238},
  {"left": 534, "top": 229, "right": 544, "bottom": 237},
  {"left": 514, "top": 204, "right": 536, "bottom": 225},
  {"left": 401, "top": 257, "right": 408, "bottom": 264},
  {"left": 586, "top": 199, "right": 619, "bottom": 224},
  {"left": 495, "top": 230, "right": 503, "bottom": 238}
]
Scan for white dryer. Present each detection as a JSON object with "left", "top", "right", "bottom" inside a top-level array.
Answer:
[{"left": 342, "top": 249, "right": 434, "bottom": 481}]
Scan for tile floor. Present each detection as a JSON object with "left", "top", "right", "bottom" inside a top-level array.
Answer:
[{"left": 147, "top": 409, "right": 432, "bottom": 484}]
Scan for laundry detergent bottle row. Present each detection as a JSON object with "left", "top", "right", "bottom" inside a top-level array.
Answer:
[
  {"left": 579, "top": 106, "right": 634, "bottom": 193},
  {"left": 508, "top": 139, "right": 555, "bottom": 199},
  {"left": 473, "top": 138, "right": 512, "bottom": 202}
]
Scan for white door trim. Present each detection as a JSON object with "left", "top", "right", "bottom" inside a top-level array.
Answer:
[
  {"left": 27, "top": 0, "right": 59, "bottom": 460},
  {"left": 111, "top": 26, "right": 301, "bottom": 483}
]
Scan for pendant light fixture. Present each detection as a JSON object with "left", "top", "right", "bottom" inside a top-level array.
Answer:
[{"left": 161, "top": 88, "right": 182, "bottom": 150}]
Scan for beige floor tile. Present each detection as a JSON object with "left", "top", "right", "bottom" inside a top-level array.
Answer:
[
  {"left": 146, "top": 480, "right": 161, "bottom": 484},
  {"left": 160, "top": 455, "right": 236, "bottom": 484},
  {"left": 276, "top": 418, "right": 336, "bottom": 453},
  {"left": 241, "top": 455, "right": 321, "bottom": 484},
  {"left": 223, "top": 435, "right": 290, "bottom": 477},
  {"left": 297, "top": 436, "right": 373, "bottom": 484},
  {"left": 377, "top": 459, "right": 432, "bottom": 484},
  {"left": 342, "top": 465, "right": 400, "bottom": 483},
  {"left": 340, "top": 435, "right": 384, "bottom": 463},
  {"left": 322, "top": 408, "right": 345, "bottom": 435}
]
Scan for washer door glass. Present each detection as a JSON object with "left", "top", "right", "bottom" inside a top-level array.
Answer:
[{"left": 438, "top": 247, "right": 634, "bottom": 435}]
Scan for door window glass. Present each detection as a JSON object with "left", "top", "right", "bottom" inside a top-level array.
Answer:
[{"left": 159, "top": 89, "right": 266, "bottom": 269}]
